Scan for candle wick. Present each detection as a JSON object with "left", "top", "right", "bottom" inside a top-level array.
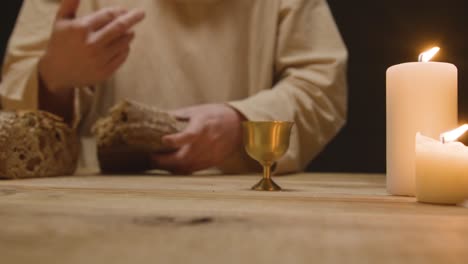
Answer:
[{"left": 418, "top": 47, "right": 440, "bottom": 62}]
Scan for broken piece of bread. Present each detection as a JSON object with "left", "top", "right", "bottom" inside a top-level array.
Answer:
[
  {"left": 92, "top": 100, "right": 187, "bottom": 173},
  {"left": 0, "top": 111, "right": 79, "bottom": 179}
]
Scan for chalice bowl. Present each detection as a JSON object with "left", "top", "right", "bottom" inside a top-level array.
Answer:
[{"left": 243, "top": 121, "right": 294, "bottom": 191}]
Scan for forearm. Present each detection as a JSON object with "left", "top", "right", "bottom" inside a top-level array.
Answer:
[
  {"left": 38, "top": 58, "right": 74, "bottom": 123},
  {"left": 38, "top": 81, "right": 74, "bottom": 124}
]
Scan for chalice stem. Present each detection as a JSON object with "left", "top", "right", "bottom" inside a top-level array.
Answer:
[
  {"left": 250, "top": 163, "right": 281, "bottom": 191},
  {"left": 263, "top": 165, "right": 271, "bottom": 180}
]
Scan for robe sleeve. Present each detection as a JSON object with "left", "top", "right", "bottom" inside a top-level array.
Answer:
[{"left": 228, "top": 0, "right": 348, "bottom": 173}]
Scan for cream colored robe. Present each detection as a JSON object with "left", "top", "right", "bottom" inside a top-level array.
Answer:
[{"left": 0, "top": 0, "right": 347, "bottom": 173}]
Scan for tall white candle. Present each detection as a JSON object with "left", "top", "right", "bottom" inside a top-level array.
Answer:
[{"left": 386, "top": 48, "right": 457, "bottom": 196}]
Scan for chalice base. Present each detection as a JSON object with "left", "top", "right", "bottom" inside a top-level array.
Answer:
[{"left": 251, "top": 178, "right": 282, "bottom": 191}]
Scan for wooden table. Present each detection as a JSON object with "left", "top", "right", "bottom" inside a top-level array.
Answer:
[{"left": 1, "top": 173, "right": 467, "bottom": 264}]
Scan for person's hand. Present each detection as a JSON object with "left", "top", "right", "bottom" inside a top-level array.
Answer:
[
  {"left": 151, "top": 104, "right": 246, "bottom": 174},
  {"left": 38, "top": 0, "right": 145, "bottom": 93}
]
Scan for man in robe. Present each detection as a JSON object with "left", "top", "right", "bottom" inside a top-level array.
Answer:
[{"left": 0, "top": 0, "right": 348, "bottom": 174}]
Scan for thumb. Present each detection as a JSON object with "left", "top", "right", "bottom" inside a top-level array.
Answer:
[{"left": 57, "top": 0, "right": 80, "bottom": 19}]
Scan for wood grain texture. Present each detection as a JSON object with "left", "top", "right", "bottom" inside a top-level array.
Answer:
[{"left": 0, "top": 173, "right": 467, "bottom": 264}]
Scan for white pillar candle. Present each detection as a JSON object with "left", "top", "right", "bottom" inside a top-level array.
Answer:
[
  {"left": 415, "top": 131, "right": 468, "bottom": 205},
  {"left": 386, "top": 48, "right": 457, "bottom": 196}
]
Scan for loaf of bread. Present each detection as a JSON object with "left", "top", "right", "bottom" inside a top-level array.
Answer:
[
  {"left": 0, "top": 111, "right": 79, "bottom": 179},
  {"left": 92, "top": 100, "right": 187, "bottom": 173}
]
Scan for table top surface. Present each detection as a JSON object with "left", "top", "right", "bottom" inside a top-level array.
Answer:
[{"left": 0, "top": 172, "right": 467, "bottom": 264}]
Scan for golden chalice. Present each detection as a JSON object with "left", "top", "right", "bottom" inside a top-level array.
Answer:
[{"left": 243, "top": 121, "right": 294, "bottom": 191}]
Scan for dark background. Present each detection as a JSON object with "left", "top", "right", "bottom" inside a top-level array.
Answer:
[{"left": 2, "top": 1, "right": 468, "bottom": 173}]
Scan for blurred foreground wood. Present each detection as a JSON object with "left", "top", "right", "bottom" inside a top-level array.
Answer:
[{"left": 0, "top": 173, "right": 467, "bottom": 264}]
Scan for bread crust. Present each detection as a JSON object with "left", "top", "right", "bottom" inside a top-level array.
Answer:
[
  {"left": 92, "top": 100, "right": 187, "bottom": 173},
  {"left": 0, "top": 111, "right": 79, "bottom": 179}
]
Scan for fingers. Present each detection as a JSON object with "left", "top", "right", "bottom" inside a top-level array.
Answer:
[
  {"left": 154, "top": 118, "right": 206, "bottom": 174},
  {"left": 104, "top": 46, "right": 130, "bottom": 75},
  {"left": 104, "top": 31, "right": 135, "bottom": 62},
  {"left": 162, "top": 121, "right": 203, "bottom": 149},
  {"left": 152, "top": 146, "right": 209, "bottom": 174},
  {"left": 94, "top": 9, "right": 145, "bottom": 46},
  {"left": 169, "top": 108, "right": 193, "bottom": 119},
  {"left": 162, "top": 132, "right": 195, "bottom": 149},
  {"left": 57, "top": 0, "right": 80, "bottom": 19},
  {"left": 83, "top": 7, "right": 127, "bottom": 31},
  {"left": 152, "top": 147, "right": 192, "bottom": 174}
]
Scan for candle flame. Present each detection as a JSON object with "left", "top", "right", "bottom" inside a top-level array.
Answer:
[
  {"left": 418, "top": 47, "right": 440, "bottom": 62},
  {"left": 440, "top": 124, "right": 468, "bottom": 143}
]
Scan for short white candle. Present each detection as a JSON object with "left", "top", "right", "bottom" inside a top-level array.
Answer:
[
  {"left": 386, "top": 47, "right": 457, "bottom": 196},
  {"left": 415, "top": 130, "right": 468, "bottom": 205}
]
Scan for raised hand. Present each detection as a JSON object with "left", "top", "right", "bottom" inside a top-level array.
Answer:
[
  {"left": 151, "top": 104, "right": 246, "bottom": 174},
  {"left": 38, "top": 0, "right": 145, "bottom": 93}
]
